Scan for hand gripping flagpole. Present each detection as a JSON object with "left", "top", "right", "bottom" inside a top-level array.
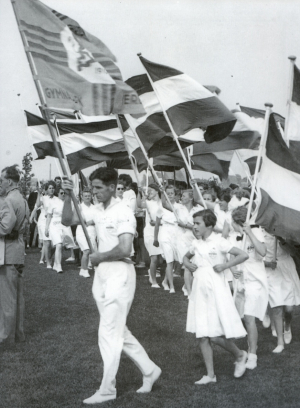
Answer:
[
  {"left": 11, "top": 0, "right": 94, "bottom": 253},
  {"left": 123, "top": 114, "right": 180, "bottom": 222},
  {"left": 284, "top": 56, "right": 297, "bottom": 146},
  {"left": 233, "top": 103, "right": 273, "bottom": 301},
  {"left": 137, "top": 53, "right": 207, "bottom": 209}
]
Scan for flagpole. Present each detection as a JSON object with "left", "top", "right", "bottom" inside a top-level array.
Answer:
[
  {"left": 233, "top": 103, "right": 273, "bottom": 301},
  {"left": 137, "top": 53, "right": 207, "bottom": 209},
  {"left": 235, "top": 151, "right": 254, "bottom": 189},
  {"left": 115, "top": 114, "right": 141, "bottom": 187},
  {"left": 11, "top": 0, "right": 94, "bottom": 253},
  {"left": 124, "top": 114, "right": 180, "bottom": 221},
  {"left": 284, "top": 56, "right": 297, "bottom": 146}
]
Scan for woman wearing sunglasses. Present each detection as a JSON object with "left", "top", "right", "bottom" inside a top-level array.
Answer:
[
  {"left": 115, "top": 181, "right": 125, "bottom": 201},
  {"left": 45, "top": 188, "right": 74, "bottom": 273}
]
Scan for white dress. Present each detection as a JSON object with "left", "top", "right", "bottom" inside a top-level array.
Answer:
[
  {"left": 157, "top": 203, "right": 181, "bottom": 263},
  {"left": 230, "top": 227, "right": 269, "bottom": 321},
  {"left": 175, "top": 205, "right": 202, "bottom": 263},
  {"left": 38, "top": 195, "right": 55, "bottom": 241},
  {"left": 186, "top": 233, "right": 247, "bottom": 339},
  {"left": 214, "top": 204, "right": 233, "bottom": 282},
  {"left": 264, "top": 231, "right": 300, "bottom": 307},
  {"left": 48, "top": 198, "right": 74, "bottom": 247},
  {"left": 143, "top": 199, "right": 163, "bottom": 257},
  {"left": 76, "top": 202, "right": 97, "bottom": 252}
]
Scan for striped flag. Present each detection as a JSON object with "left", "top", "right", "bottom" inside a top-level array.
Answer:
[
  {"left": 138, "top": 56, "right": 236, "bottom": 143},
  {"left": 285, "top": 63, "right": 300, "bottom": 143},
  {"left": 192, "top": 151, "right": 235, "bottom": 179},
  {"left": 15, "top": 0, "right": 144, "bottom": 116},
  {"left": 25, "top": 111, "right": 133, "bottom": 174},
  {"left": 255, "top": 113, "right": 300, "bottom": 243},
  {"left": 125, "top": 74, "right": 205, "bottom": 158}
]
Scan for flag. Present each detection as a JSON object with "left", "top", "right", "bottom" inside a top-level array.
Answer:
[
  {"left": 138, "top": 56, "right": 237, "bottom": 143},
  {"left": 240, "top": 106, "right": 285, "bottom": 129},
  {"left": 192, "top": 151, "right": 235, "bottom": 179},
  {"left": 124, "top": 74, "right": 205, "bottom": 158},
  {"left": 255, "top": 114, "right": 300, "bottom": 243},
  {"left": 14, "top": 0, "right": 144, "bottom": 116},
  {"left": 285, "top": 63, "right": 300, "bottom": 142},
  {"left": 25, "top": 111, "right": 132, "bottom": 174}
]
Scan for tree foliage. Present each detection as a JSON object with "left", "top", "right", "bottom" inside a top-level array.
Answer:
[{"left": 19, "top": 152, "right": 34, "bottom": 197}]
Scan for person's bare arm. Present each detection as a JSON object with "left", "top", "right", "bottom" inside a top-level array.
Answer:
[
  {"left": 183, "top": 251, "right": 198, "bottom": 272},
  {"left": 153, "top": 216, "right": 161, "bottom": 246},
  {"left": 45, "top": 214, "right": 52, "bottom": 237},
  {"left": 243, "top": 225, "right": 266, "bottom": 257},
  {"left": 213, "top": 246, "right": 249, "bottom": 273},
  {"left": 61, "top": 179, "right": 80, "bottom": 226},
  {"left": 89, "top": 233, "right": 133, "bottom": 266}
]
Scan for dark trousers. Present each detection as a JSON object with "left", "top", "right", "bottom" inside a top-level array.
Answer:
[{"left": 0, "top": 264, "right": 25, "bottom": 343}]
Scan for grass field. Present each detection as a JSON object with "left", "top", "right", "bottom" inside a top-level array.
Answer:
[{"left": 1, "top": 248, "right": 300, "bottom": 408}]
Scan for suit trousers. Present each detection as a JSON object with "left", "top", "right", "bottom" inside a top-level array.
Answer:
[
  {"left": 0, "top": 264, "right": 25, "bottom": 343},
  {"left": 92, "top": 261, "right": 155, "bottom": 396}
]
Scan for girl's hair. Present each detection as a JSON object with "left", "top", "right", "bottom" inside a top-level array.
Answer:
[
  {"left": 82, "top": 187, "right": 92, "bottom": 194},
  {"left": 219, "top": 189, "right": 231, "bottom": 203},
  {"left": 117, "top": 180, "right": 125, "bottom": 187},
  {"left": 193, "top": 209, "right": 217, "bottom": 228},
  {"left": 232, "top": 206, "right": 247, "bottom": 226},
  {"left": 148, "top": 183, "right": 161, "bottom": 198},
  {"left": 203, "top": 189, "right": 217, "bottom": 202},
  {"left": 45, "top": 180, "right": 56, "bottom": 190},
  {"left": 233, "top": 188, "right": 244, "bottom": 200}
]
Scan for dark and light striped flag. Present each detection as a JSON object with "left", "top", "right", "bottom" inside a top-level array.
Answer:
[
  {"left": 15, "top": 0, "right": 144, "bottom": 116},
  {"left": 285, "top": 63, "right": 300, "bottom": 143},
  {"left": 25, "top": 111, "right": 133, "bottom": 174},
  {"left": 256, "top": 113, "right": 300, "bottom": 243},
  {"left": 138, "top": 56, "right": 237, "bottom": 143}
]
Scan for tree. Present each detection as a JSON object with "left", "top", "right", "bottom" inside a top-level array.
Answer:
[{"left": 19, "top": 152, "right": 34, "bottom": 197}]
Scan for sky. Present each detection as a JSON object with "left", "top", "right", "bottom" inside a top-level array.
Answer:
[{"left": 0, "top": 0, "right": 299, "bottom": 180}]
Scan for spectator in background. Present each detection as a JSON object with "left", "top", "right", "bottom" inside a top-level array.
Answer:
[
  {"left": 119, "top": 174, "right": 136, "bottom": 213},
  {"left": 115, "top": 181, "right": 125, "bottom": 201},
  {"left": 54, "top": 176, "right": 62, "bottom": 197},
  {"left": 27, "top": 179, "right": 39, "bottom": 247},
  {"left": 0, "top": 165, "right": 29, "bottom": 344}
]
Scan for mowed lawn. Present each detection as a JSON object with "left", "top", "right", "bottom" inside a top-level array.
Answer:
[{"left": 1, "top": 248, "right": 300, "bottom": 408}]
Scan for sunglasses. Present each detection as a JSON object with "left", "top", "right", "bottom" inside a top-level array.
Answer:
[{"left": 117, "top": 188, "right": 124, "bottom": 191}]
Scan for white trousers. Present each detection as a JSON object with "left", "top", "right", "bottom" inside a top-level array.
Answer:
[{"left": 92, "top": 261, "right": 155, "bottom": 396}]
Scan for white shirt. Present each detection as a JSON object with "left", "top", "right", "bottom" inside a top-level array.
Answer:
[
  {"left": 47, "top": 197, "right": 64, "bottom": 222},
  {"left": 91, "top": 197, "right": 136, "bottom": 253},
  {"left": 176, "top": 204, "right": 203, "bottom": 233},
  {"left": 214, "top": 203, "right": 232, "bottom": 232},
  {"left": 122, "top": 189, "right": 137, "bottom": 213}
]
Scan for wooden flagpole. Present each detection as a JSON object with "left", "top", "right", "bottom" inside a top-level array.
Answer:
[
  {"left": 137, "top": 53, "right": 207, "bottom": 209},
  {"left": 284, "top": 56, "right": 297, "bottom": 146},
  {"left": 123, "top": 114, "right": 180, "bottom": 221},
  {"left": 11, "top": 0, "right": 94, "bottom": 252}
]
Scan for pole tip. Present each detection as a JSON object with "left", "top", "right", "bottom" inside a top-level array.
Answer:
[
  {"left": 17, "top": 93, "right": 20, "bottom": 96},
  {"left": 265, "top": 103, "right": 273, "bottom": 108},
  {"left": 137, "top": 53, "right": 142, "bottom": 57},
  {"left": 288, "top": 55, "right": 297, "bottom": 61}
]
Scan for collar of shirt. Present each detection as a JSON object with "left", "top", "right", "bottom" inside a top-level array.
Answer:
[
  {"left": 6, "top": 187, "right": 20, "bottom": 195},
  {"left": 96, "top": 196, "right": 118, "bottom": 212}
]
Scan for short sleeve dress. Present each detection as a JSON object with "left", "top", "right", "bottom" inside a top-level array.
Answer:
[{"left": 186, "top": 232, "right": 247, "bottom": 339}]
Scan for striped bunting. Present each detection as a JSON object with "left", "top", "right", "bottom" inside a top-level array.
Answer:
[
  {"left": 25, "top": 111, "right": 134, "bottom": 174},
  {"left": 15, "top": 0, "right": 144, "bottom": 116},
  {"left": 138, "top": 56, "right": 236, "bottom": 143},
  {"left": 256, "top": 114, "right": 300, "bottom": 243}
]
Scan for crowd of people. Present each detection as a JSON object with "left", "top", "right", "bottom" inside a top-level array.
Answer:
[{"left": 1, "top": 164, "right": 300, "bottom": 404}]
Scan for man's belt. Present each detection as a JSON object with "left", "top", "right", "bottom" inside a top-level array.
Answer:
[{"left": 5, "top": 231, "right": 22, "bottom": 240}]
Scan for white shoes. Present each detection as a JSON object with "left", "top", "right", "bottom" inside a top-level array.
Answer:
[
  {"left": 162, "top": 281, "right": 170, "bottom": 291},
  {"left": 182, "top": 286, "right": 188, "bottom": 296},
  {"left": 169, "top": 288, "right": 175, "bottom": 294},
  {"left": 284, "top": 329, "right": 292, "bottom": 344},
  {"left": 53, "top": 263, "right": 63, "bottom": 273},
  {"left": 65, "top": 257, "right": 75, "bottom": 262},
  {"left": 273, "top": 345, "right": 284, "bottom": 353},
  {"left": 195, "top": 375, "right": 217, "bottom": 385},
  {"left": 151, "top": 284, "right": 160, "bottom": 288},
  {"left": 39, "top": 260, "right": 44, "bottom": 264},
  {"left": 83, "top": 390, "right": 116, "bottom": 404},
  {"left": 234, "top": 351, "right": 248, "bottom": 377},
  {"left": 136, "top": 365, "right": 162, "bottom": 393},
  {"left": 47, "top": 265, "right": 52, "bottom": 269},
  {"left": 245, "top": 353, "right": 257, "bottom": 370},
  {"left": 79, "top": 269, "right": 90, "bottom": 278}
]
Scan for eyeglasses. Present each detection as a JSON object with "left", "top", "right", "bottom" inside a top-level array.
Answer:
[{"left": 117, "top": 188, "right": 124, "bottom": 191}]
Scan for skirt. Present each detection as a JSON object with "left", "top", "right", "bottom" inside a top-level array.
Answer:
[
  {"left": 49, "top": 221, "right": 75, "bottom": 247},
  {"left": 76, "top": 225, "right": 97, "bottom": 252}
]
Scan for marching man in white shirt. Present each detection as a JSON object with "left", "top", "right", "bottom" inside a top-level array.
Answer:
[{"left": 62, "top": 168, "right": 161, "bottom": 405}]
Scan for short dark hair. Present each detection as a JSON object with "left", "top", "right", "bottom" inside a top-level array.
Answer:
[
  {"left": 118, "top": 173, "right": 132, "bottom": 187},
  {"left": 229, "top": 183, "right": 239, "bottom": 190},
  {"left": 148, "top": 183, "right": 161, "bottom": 198},
  {"left": 45, "top": 180, "right": 56, "bottom": 190},
  {"left": 54, "top": 176, "right": 62, "bottom": 181},
  {"left": 232, "top": 206, "right": 247, "bottom": 226},
  {"left": 89, "top": 168, "right": 118, "bottom": 186},
  {"left": 2, "top": 165, "right": 20, "bottom": 183},
  {"left": 82, "top": 187, "right": 92, "bottom": 194},
  {"left": 219, "top": 190, "right": 231, "bottom": 203},
  {"left": 193, "top": 209, "right": 217, "bottom": 227}
]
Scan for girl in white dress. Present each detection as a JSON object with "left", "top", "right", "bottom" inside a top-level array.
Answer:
[
  {"left": 263, "top": 231, "right": 300, "bottom": 352},
  {"left": 231, "top": 207, "right": 268, "bottom": 370},
  {"left": 45, "top": 188, "right": 74, "bottom": 273},
  {"left": 183, "top": 209, "right": 248, "bottom": 384},
  {"left": 76, "top": 188, "right": 97, "bottom": 278},
  {"left": 154, "top": 185, "right": 181, "bottom": 293},
  {"left": 175, "top": 190, "right": 203, "bottom": 295},
  {"left": 137, "top": 184, "right": 163, "bottom": 288}
]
